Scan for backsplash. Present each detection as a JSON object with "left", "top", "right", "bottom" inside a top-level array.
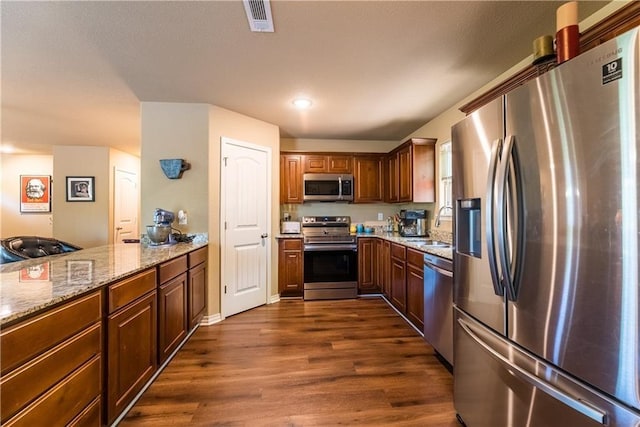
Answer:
[{"left": 281, "top": 202, "right": 435, "bottom": 225}]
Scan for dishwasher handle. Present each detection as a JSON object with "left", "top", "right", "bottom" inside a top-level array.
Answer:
[{"left": 424, "top": 260, "right": 453, "bottom": 277}]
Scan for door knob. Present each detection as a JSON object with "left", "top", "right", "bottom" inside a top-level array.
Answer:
[{"left": 261, "top": 233, "right": 269, "bottom": 238}]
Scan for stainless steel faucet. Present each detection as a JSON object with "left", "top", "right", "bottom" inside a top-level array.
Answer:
[{"left": 434, "top": 205, "right": 452, "bottom": 227}]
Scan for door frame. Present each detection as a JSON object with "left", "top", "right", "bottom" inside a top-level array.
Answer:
[
  {"left": 219, "top": 136, "right": 273, "bottom": 318},
  {"left": 113, "top": 166, "right": 139, "bottom": 244}
]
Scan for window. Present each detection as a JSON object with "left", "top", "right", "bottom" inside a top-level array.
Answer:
[{"left": 438, "top": 141, "right": 452, "bottom": 220}]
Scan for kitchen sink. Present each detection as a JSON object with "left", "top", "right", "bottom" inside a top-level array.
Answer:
[{"left": 404, "top": 239, "right": 451, "bottom": 248}]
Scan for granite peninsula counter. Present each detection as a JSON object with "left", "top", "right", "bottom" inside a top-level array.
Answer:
[{"left": 0, "top": 236, "right": 208, "bottom": 327}]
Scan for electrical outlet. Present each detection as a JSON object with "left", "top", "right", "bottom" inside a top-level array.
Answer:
[
  {"left": 178, "top": 210, "right": 188, "bottom": 225},
  {"left": 377, "top": 212, "right": 384, "bottom": 220}
]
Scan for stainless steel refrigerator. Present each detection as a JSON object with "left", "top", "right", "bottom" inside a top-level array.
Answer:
[{"left": 451, "top": 27, "right": 640, "bottom": 427}]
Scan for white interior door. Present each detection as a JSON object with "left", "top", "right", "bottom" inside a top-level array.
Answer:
[
  {"left": 114, "top": 168, "right": 139, "bottom": 243},
  {"left": 221, "top": 137, "right": 271, "bottom": 317}
]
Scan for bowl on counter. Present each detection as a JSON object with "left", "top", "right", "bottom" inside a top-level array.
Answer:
[
  {"left": 364, "top": 227, "right": 374, "bottom": 233},
  {"left": 146, "top": 225, "right": 171, "bottom": 244}
]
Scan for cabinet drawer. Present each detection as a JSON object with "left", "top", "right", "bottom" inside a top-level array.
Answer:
[
  {"left": 407, "top": 248, "right": 424, "bottom": 268},
  {"left": 0, "top": 291, "right": 101, "bottom": 375},
  {"left": 158, "top": 255, "right": 188, "bottom": 284},
  {"left": 68, "top": 396, "right": 101, "bottom": 427},
  {"left": 0, "top": 322, "right": 101, "bottom": 423},
  {"left": 108, "top": 269, "right": 156, "bottom": 313},
  {"left": 4, "top": 355, "right": 101, "bottom": 427},
  {"left": 281, "top": 239, "right": 302, "bottom": 250},
  {"left": 391, "top": 243, "right": 406, "bottom": 260},
  {"left": 188, "top": 247, "right": 207, "bottom": 268}
]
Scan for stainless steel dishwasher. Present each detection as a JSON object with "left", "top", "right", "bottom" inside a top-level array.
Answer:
[{"left": 423, "top": 253, "right": 453, "bottom": 366}]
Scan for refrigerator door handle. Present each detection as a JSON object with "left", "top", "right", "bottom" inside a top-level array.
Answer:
[
  {"left": 496, "top": 135, "right": 522, "bottom": 301},
  {"left": 485, "top": 138, "right": 504, "bottom": 296},
  {"left": 457, "top": 317, "right": 608, "bottom": 425}
]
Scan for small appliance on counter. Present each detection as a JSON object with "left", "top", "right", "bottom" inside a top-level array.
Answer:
[
  {"left": 398, "top": 209, "right": 428, "bottom": 237},
  {"left": 280, "top": 221, "right": 301, "bottom": 234},
  {"left": 146, "top": 208, "right": 178, "bottom": 246}
]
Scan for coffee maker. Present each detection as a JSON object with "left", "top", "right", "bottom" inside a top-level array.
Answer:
[{"left": 399, "top": 209, "right": 428, "bottom": 237}]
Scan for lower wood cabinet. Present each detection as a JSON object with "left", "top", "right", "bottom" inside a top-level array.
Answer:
[
  {"left": 390, "top": 243, "right": 407, "bottom": 313},
  {"left": 188, "top": 247, "right": 208, "bottom": 330},
  {"left": 158, "top": 272, "right": 188, "bottom": 363},
  {"left": 278, "top": 238, "right": 303, "bottom": 297},
  {"left": 406, "top": 248, "right": 425, "bottom": 331},
  {"left": 107, "top": 270, "right": 157, "bottom": 425},
  {"left": 0, "top": 291, "right": 102, "bottom": 427},
  {"left": 357, "top": 237, "right": 379, "bottom": 293},
  {"left": 157, "top": 255, "right": 188, "bottom": 364}
]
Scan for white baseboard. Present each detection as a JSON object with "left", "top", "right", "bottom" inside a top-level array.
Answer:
[
  {"left": 199, "top": 313, "right": 222, "bottom": 326},
  {"left": 269, "top": 294, "right": 281, "bottom": 304}
]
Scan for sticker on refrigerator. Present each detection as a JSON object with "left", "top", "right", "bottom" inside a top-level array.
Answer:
[{"left": 602, "top": 58, "right": 622, "bottom": 84}]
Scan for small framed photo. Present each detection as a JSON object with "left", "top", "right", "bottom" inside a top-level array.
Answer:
[
  {"left": 66, "top": 260, "right": 93, "bottom": 285},
  {"left": 66, "top": 176, "right": 95, "bottom": 202},
  {"left": 20, "top": 175, "right": 51, "bottom": 213}
]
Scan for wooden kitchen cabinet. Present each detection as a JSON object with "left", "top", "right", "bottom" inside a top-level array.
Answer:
[
  {"left": 357, "top": 237, "right": 379, "bottom": 293},
  {"left": 278, "top": 238, "right": 303, "bottom": 297},
  {"left": 188, "top": 247, "right": 208, "bottom": 330},
  {"left": 107, "top": 269, "right": 157, "bottom": 425},
  {"left": 390, "top": 243, "right": 407, "bottom": 313},
  {"left": 353, "top": 154, "right": 384, "bottom": 203},
  {"left": 0, "top": 291, "right": 102, "bottom": 427},
  {"left": 380, "top": 240, "right": 391, "bottom": 298},
  {"left": 386, "top": 138, "right": 437, "bottom": 203},
  {"left": 280, "top": 154, "right": 303, "bottom": 204},
  {"left": 303, "top": 154, "right": 352, "bottom": 173},
  {"left": 406, "top": 248, "right": 425, "bottom": 330},
  {"left": 158, "top": 256, "right": 188, "bottom": 364}
]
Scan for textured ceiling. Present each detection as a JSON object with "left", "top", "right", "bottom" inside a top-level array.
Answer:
[{"left": 1, "top": 1, "right": 608, "bottom": 156}]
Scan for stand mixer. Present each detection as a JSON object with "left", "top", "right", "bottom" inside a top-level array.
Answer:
[{"left": 147, "top": 208, "right": 177, "bottom": 246}]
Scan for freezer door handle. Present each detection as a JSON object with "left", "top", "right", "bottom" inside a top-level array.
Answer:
[
  {"left": 485, "top": 138, "right": 504, "bottom": 296},
  {"left": 457, "top": 317, "right": 608, "bottom": 425}
]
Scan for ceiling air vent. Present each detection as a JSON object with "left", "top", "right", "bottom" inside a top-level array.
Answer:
[{"left": 243, "top": 0, "right": 274, "bottom": 33}]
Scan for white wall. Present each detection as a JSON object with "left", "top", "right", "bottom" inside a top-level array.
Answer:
[
  {"left": 0, "top": 154, "right": 54, "bottom": 238},
  {"left": 141, "top": 102, "right": 210, "bottom": 234},
  {"left": 281, "top": 138, "right": 400, "bottom": 153},
  {"left": 53, "top": 146, "right": 110, "bottom": 248}
]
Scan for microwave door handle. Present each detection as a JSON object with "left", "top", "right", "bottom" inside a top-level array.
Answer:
[{"left": 338, "top": 176, "right": 343, "bottom": 200}]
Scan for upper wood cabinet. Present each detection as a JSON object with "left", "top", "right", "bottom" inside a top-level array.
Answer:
[
  {"left": 303, "top": 154, "right": 353, "bottom": 173},
  {"left": 386, "top": 138, "right": 436, "bottom": 203},
  {"left": 353, "top": 154, "right": 384, "bottom": 203},
  {"left": 280, "top": 154, "right": 303, "bottom": 204}
]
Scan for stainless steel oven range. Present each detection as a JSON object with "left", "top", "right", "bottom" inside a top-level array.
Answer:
[{"left": 302, "top": 216, "right": 357, "bottom": 300}]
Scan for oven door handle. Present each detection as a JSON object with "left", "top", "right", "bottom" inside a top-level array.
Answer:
[{"left": 304, "top": 244, "right": 357, "bottom": 252}]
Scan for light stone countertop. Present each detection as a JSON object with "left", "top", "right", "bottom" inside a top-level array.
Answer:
[{"left": 0, "top": 235, "right": 208, "bottom": 327}]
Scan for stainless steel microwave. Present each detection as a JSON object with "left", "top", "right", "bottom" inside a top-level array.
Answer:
[{"left": 303, "top": 173, "right": 354, "bottom": 202}]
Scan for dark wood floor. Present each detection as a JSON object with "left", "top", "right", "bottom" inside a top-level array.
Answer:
[{"left": 120, "top": 297, "right": 458, "bottom": 426}]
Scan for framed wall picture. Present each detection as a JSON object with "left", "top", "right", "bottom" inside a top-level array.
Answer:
[
  {"left": 66, "top": 176, "right": 95, "bottom": 202},
  {"left": 20, "top": 175, "right": 52, "bottom": 213}
]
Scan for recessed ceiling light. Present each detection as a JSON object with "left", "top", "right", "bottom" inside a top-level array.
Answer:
[{"left": 292, "top": 98, "right": 312, "bottom": 110}]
